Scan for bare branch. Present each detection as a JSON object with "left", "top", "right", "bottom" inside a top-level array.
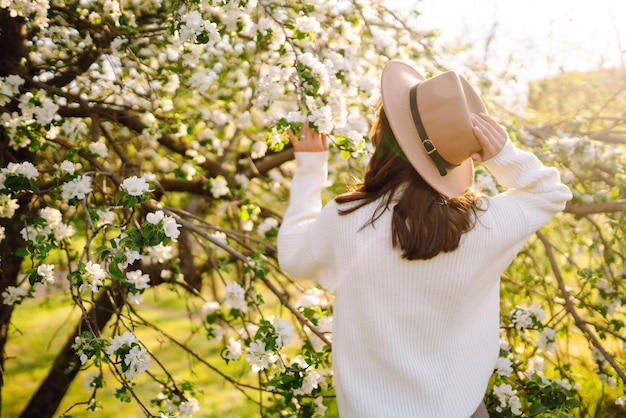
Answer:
[{"left": 564, "top": 200, "right": 626, "bottom": 215}]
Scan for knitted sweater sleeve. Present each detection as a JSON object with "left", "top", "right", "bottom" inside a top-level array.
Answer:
[
  {"left": 277, "top": 151, "right": 330, "bottom": 281},
  {"left": 482, "top": 140, "right": 572, "bottom": 234}
]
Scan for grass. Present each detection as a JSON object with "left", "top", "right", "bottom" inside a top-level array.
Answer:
[
  {"left": 4, "top": 283, "right": 623, "bottom": 418},
  {"left": 2, "top": 287, "right": 263, "bottom": 418}
]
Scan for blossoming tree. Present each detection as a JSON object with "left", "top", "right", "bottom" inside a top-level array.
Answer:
[{"left": 1, "top": 0, "right": 625, "bottom": 417}]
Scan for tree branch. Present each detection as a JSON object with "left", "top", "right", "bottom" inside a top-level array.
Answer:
[
  {"left": 536, "top": 231, "right": 626, "bottom": 384},
  {"left": 564, "top": 200, "right": 626, "bottom": 215}
]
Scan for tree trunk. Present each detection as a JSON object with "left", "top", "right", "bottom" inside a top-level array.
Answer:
[{"left": 0, "top": 9, "right": 30, "bottom": 417}]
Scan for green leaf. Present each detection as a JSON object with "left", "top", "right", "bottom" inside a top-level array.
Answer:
[
  {"left": 95, "top": 245, "right": 112, "bottom": 260},
  {"left": 108, "top": 262, "right": 123, "bottom": 280},
  {"left": 115, "top": 386, "right": 132, "bottom": 403},
  {"left": 114, "top": 190, "right": 125, "bottom": 205}
]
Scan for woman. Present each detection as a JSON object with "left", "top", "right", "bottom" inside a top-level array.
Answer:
[{"left": 277, "top": 60, "right": 572, "bottom": 418}]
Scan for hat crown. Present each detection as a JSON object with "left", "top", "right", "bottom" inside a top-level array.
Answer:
[
  {"left": 416, "top": 71, "right": 484, "bottom": 165},
  {"left": 381, "top": 60, "right": 487, "bottom": 197}
]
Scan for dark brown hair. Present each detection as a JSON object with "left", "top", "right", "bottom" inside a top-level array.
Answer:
[{"left": 335, "top": 103, "right": 484, "bottom": 260}]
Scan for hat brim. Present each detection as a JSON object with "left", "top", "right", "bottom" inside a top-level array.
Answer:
[{"left": 381, "top": 60, "right": 474, "bottom": 198}]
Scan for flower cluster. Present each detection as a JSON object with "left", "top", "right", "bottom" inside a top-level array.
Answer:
[
  {"left": 0, "top": 161, "right": 39, "bottom": 191},
  {"left": 510, "top": 303, "right": 546, "bottom": 330},
  {"left": 145, "top": 210, "right": 181, "bottom": 242},
  {"left": 154, "top": 382, "right": 200, "bottom": 417},
  {"left": 106, "top": 331, "right": 151, "bottom": 380},
  {"left": 20, "top": 207, "right": 75, "bottom": 244},
  {"left": 493, "top": 383, "right": 522, "bottom": 415},
  {"left": 125, "top": 269, "right": 151, "bottom": 304},
  {"left": 61, "top": 174, "right": 93, "bottom": 201},
  {"left": 0, "top": 74, "right": 25, "bottom": 106}
]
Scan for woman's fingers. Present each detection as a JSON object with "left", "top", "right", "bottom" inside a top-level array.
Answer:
[
  {"left": 470, "top": 113, "right": 507, "bottom": 161},
  {"left": 290, "top": 124, "right": 328, "bottom": 152}
]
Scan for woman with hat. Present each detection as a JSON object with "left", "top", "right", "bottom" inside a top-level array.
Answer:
[{"left": 277, "top": 60, "right": 572, "bottom": 417}]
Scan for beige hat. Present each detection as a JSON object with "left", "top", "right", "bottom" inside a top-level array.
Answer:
[{"left": 381, "top": 60, "right": 486, "bottom": 197}]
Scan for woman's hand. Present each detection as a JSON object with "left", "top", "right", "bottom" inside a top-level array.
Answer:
[
  {"left": 288, "top": 124, "right": 328, "bottom": 152},
  {"left": 470, "top": 113, "right": 507, "bottom": 162}
]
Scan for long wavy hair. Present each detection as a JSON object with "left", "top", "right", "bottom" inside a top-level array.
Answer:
[{"left": 335, "top": 102, "right": 484, "bottom": 260}]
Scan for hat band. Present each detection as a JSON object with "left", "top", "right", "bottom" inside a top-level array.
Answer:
[{"left": 409, "top": 84, "right": 459, "bottom": 177}]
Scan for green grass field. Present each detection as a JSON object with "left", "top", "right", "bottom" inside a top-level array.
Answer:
[
  {"left": 2, "top": 287, "right": 269, "bottom": 418},
  {"left": 3, "top": 284, "right": 624, "bottom": 418}
]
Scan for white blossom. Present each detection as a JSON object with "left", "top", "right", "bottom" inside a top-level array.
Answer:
[
  {"left": 223, "top": 282, "right": 247, "bottom": 312},
  {"left": 162, "top": 216, "right": 181, "bottom": 240},
  {"left": 179, "top": 162, "right": 197, "bottom": 180},
  {"left": 308, "top": 106, "right": 333, "bottom": 134},
  {"left": 121, "top": 175, "right": 152, "bottom": 196},
  {"left": 0, "top": 195, "right": 19, "bottom": 218},
  {"left": 2, "top": 286, "right": 28, "bottom": 305},
  {"left": 19, "top": 90, "right": 59, "bottom": 126},
  {"left": 61, "top": 118, "right": 89, "bottom": 142},
  {"left": 225, "top": 337, "right": 243, "bottom": 361},
  {"left": 83, "top": 369, "right": 99, "bottom": 392},
  {"left": 59, "top": 160, "right": 76, "bottom": 174},
  {"left": 123, "top": 344, "right": 151, "bottom": 379},
  {"left": 537, "top": 327, "right": 556, "bottom": 352},
  {"left": 210, "top": 176, "right": 229, "bottom": 198},
  {"left": 122, "top": 248, "right": 141, "bottom": 268},
  {"left": 96, "top": 208, "right": 115, "bottom": 227},
  {"left": 106, "top": 331, "right": 139, "bottom": 355},
  {"left": 61, "top": 174, "right": 93, "bottom": 200},
  {"left": 79, "top": 261, "right": 107, "bottom": 293},
  {"left": 493, "top": 383, "right": 522, "bottom": 415},
  {"left": 313, "top": 396, "right": 327, "bottom": 417},
  {"left": 0, "top": 74, "right": 25, "bottom": 106},
  {"left": 189, "top": 69, "right": 218, "bottom": 94},
  {"left": 145, "top": 243, "right": 174, "bottom": 263},
  {"left": 295, "top": 15, "right": 321, "bottom": 34},
  {"left": 272, "top": 315, "right": 294, "bottom": 347},
  {"left": 127, "top": 292, "right": 143, "bottom": 304},
  {"left": 475, "top": 171, "right": 498, "bottom": 195},
  {"left": 250, "top": 140, "right": 268, "bottom": 159},
  {"left": 37, "top": 264, "right": 55, "bottom": 284},
  {"left": 201, "top": 301, "right": 220, "bottom": 317},
  {"left": 208, "top": 231, "right": 228, "bottom": 249},
  {"left": 257, "top": 217, "right": 278, "bottom": 237},
  {"left": 178, "top": 397, "right": 200, "bottom": 416},
  {"left": 126, "top": 270, "right": 150, "bottom": 290},
  {"left": 146, "top": 210, "right": 165, "bottom": 224},
  {"left": 88, "top": 140, "right": 109, "bottom": 157},
  {"left": 526, "top": 355, "right": 545, "bottom": 374},
  {"left": 8, "top": 161, "right": 39, "bottom": 180},
  {"left": 245, "top": 340, "right": 278, "bottom": 372},
  {"left": 294, "top": 369, "right": 327, "bottom": 396},
  {"left": 234, "top": 173, "right": 249, "bottom": 190},
  {"left": 495, "top": 357, "right": 513, "bottom": 377},
  {"left": 510, "top": 303, "right": 546, "bottom": 330},
  {"left": 297, "top": 287, "right": 331, "bottom": 308}
]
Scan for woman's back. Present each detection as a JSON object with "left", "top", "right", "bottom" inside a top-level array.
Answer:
[{"left": 278, "top": 140, "right": 571, "bottom": 417}]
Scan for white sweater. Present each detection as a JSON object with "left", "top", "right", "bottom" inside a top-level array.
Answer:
[{"left": 277, "top": 140, "right": 572, "bottom": 417}]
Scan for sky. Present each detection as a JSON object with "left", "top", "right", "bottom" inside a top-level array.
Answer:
[{"left": 392, "top": 0, "right": 626, "bottom": 80}]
